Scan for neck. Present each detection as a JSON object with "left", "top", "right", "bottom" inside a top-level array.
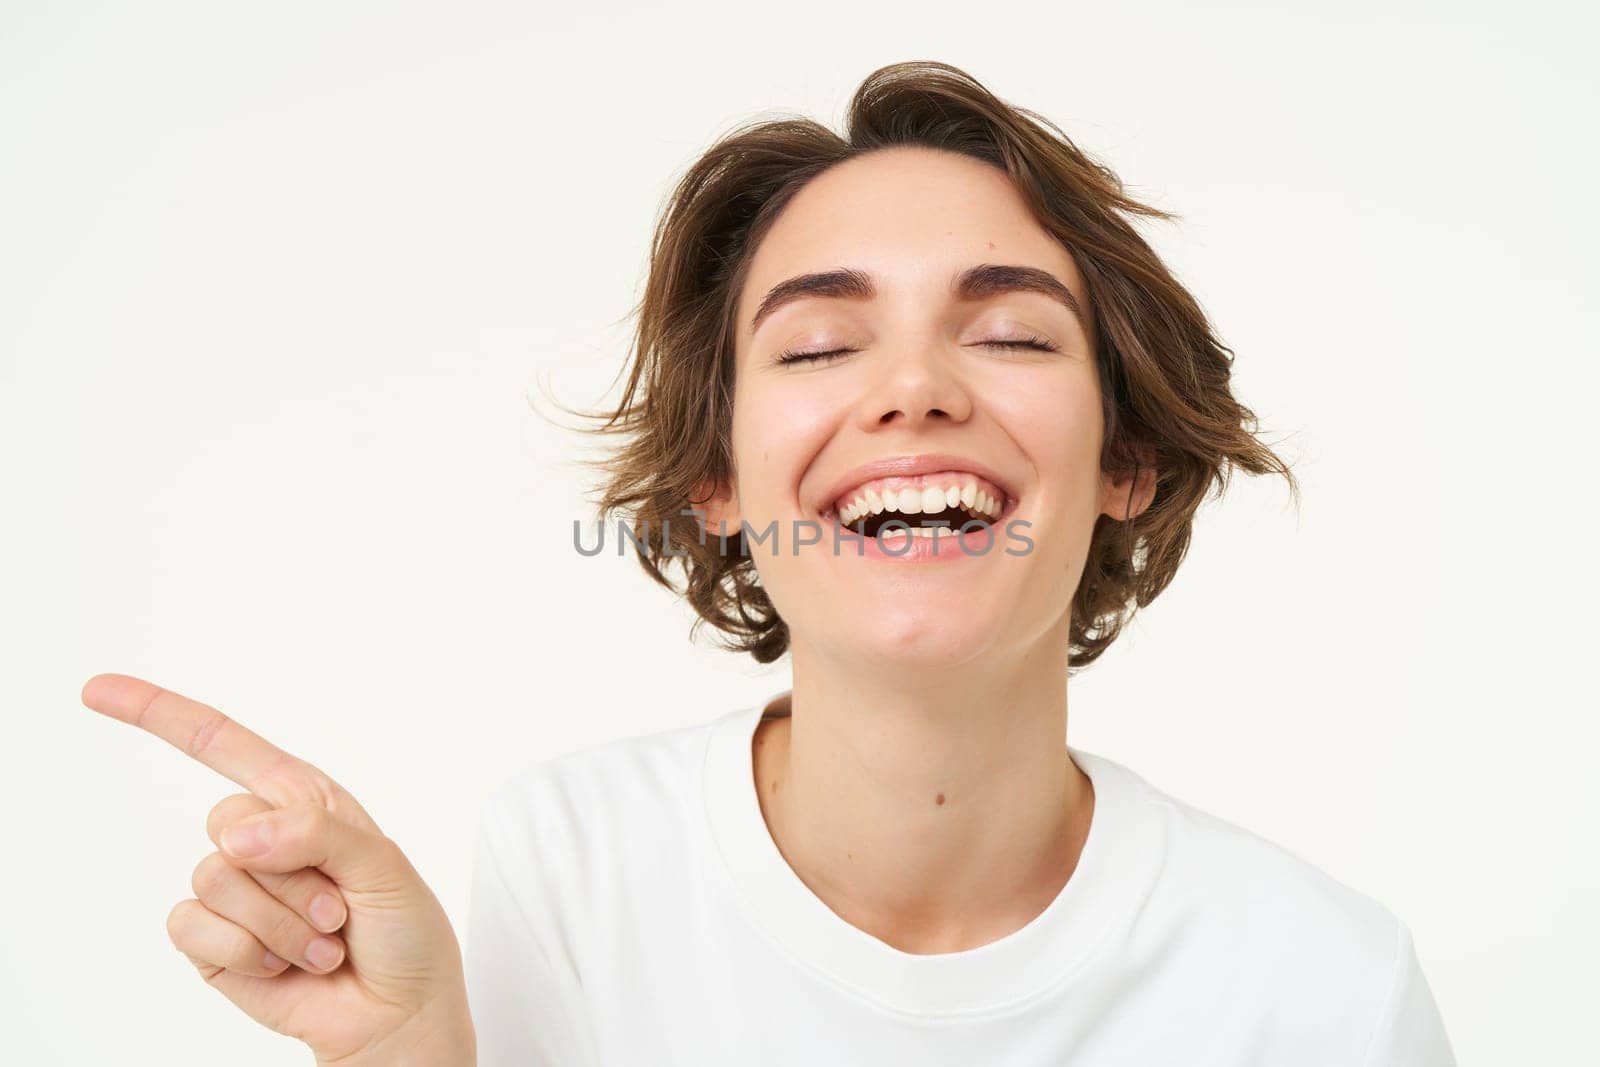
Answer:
[{"left": 753, "top": 624, "right": 1094, "bottom": 954}]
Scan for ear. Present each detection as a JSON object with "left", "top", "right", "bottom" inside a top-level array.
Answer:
[
  {"left": 689, "top": 477, "right": 741, "bottom": 539},
  {"left": 1099, "top": 444, "right": 1158, "bottom": 522}
]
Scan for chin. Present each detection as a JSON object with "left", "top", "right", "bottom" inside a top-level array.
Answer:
[{"left": 839, "top": 603, "right": 1008, "bottom": 670}]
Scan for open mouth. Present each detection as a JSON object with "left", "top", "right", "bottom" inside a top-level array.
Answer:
[{"left": 821, "top": 471, "right": 1014, "bottom": 540}]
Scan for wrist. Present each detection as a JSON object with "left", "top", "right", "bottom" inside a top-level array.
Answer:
[{"left": 318, "top": 994, "right": 476, "bottom": 1067}]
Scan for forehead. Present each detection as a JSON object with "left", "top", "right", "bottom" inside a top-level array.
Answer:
[{"left": 737, "top": 146, "right": 1083, "bottom": 328}]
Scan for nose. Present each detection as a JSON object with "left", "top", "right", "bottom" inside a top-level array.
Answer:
[{"left": 852, "top": 337, "right": 974, "bottom": 431}]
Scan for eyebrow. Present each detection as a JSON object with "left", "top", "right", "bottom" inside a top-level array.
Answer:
[{"left": 747, "top": 263, "right": 1087, "bottom": 334}]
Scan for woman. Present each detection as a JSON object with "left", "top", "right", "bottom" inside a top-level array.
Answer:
[{"left": 82, "top": 61, "right": 1455, "bottom": 1065}]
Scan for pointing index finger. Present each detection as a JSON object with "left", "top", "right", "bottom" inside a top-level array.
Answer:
[{"left": 81, "top": 673, "right": 308, "bottom": 805}]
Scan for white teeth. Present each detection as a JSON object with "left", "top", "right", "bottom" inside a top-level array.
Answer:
[
  {"left": 833, "top": 474, "right": 1007, "bottom": 523},
  {"left": 910, "top": 525, "right": 956, "bottom": 538},
  {"left": 881, "top": 525, "right": 959, "bottom": 541}
]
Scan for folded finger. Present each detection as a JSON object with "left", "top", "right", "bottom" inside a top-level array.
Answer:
[
  {"left": 218, "top": 805, "right": 412, "bottom": 892},
  {"left": 208, "top": 794, "right": 348, "bottom": 932},
  {"left": 165, "top": 898, "right": 291, "bottom": 979},
  {"left": 190, "top": 852, "right": 346, "bottom": 974},
  {"left": 206, "top": 793, "right": 273, "bottom": 842}
]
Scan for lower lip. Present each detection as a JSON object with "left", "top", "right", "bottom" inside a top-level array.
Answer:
[{"left": 826, "top": 520, "right": 1009, "bottom": 562}]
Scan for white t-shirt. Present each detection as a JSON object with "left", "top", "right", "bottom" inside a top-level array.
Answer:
[{"left": 465, "top": 700, "right": 1456, "bottom": 1066}]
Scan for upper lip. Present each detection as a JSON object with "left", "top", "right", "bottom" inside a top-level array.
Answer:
[{"left": 815, "top": 453, "right": 1019, "bottom": 517}]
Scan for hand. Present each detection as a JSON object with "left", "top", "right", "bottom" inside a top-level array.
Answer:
[{"left": 81, "top": 673, "right": 476, "bottom": 1066}]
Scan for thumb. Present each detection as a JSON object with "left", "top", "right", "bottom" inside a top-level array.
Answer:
[{"left": 219, "top": 806, "right": 414, "bottom": 893}]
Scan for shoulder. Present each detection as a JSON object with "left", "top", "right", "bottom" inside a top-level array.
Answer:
[
  {"left": 1080, "top": 750, "right": 1412, "bottom": 1011},
  {"left": 468, "top": 710, "right": 739, "bottom": 974},
  {"left": 1080, "top": 753, "right": 1460, "bottom": 1061},
  {"left": 476, "top": 710, "right": 728, "bottom": 870}
]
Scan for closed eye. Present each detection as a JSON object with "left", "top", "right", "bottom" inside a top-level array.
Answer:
[
  {"left": 774, "top": 336, "right": 1059, "bottom": 366},
  {"left": 774, "top": 346, "right": 853, "bottom": 366},
  {"left": 980, "top": 336, "right": 1059, "bottom": 354}
]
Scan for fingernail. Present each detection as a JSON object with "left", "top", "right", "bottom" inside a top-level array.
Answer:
[
  {"left": 263, "top": 952, "right": 287, "bottom": 971},
  {"left": 305, "top": 937, "right": 343, "bottom": 972},
  {"left": 220, "top": 818, "right": 272, "bottom": 858},
  {"left": 309, "top": 893, "right": 344, "bottom": 932}
]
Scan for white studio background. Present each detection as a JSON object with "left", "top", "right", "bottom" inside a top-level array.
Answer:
[{"left": 2, "top": 2, "right": 1594, "bottom": 1064}]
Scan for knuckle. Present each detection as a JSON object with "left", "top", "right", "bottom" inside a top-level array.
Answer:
[
  {"left": 253, "top": 752, "right": 299, "bottom": 794},
  {"left": 277, "top": 866, "right": 331, "bottom": 908},
  {"left": 268, "top": 907, "right": 309, "bottom": 951},
  {"left": 226, "top": 926, "right": 261, "bottom": 967},
  {"left": 287, "top": 804, "right": 330, "bottom": 850},
  {"left": 326, "top": 793, "right": 366, "bottom": 825},
  {"left": 190, "top": 852, "right": 234, "bottom": 901},
  {"left": 376, "top": 834, "right": 407, "bottom": 869},
  {"left": 165, "top": 898, "right": 201, "bottom": 943},
  {"left": 184, "top": 707, "right": 231, "bottom": 760},
  {"left": 258, "top": 755, "right": 335, "bottom": 803},
  {"left": 378, "top": 833, "right": 412, "bottom": 872},
  {"left": 362, "top": 832, "right": 410, "bottom": 882},
  {"left": 297, "top": 766, "right": 342, "bottom": 804}
]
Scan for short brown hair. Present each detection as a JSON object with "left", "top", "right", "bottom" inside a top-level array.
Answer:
[{"left": 573, "top": 60, "right": 1298, "bottom": 669}]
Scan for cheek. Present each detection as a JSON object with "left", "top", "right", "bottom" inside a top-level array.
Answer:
[
  {"left": 986, "top": 366, "right": 1105, "bottom": 481},
  {"left": 731, "top": 375, "right": 850, "bottom": 513}
]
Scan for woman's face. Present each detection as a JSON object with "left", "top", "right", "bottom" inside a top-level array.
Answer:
[{"left": 711, "top": 146, "right": 1150, "bottom": 671}]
